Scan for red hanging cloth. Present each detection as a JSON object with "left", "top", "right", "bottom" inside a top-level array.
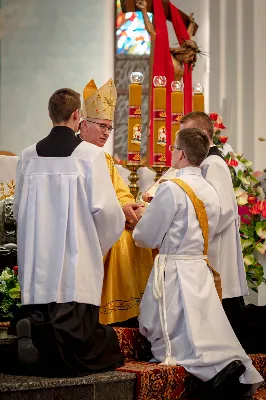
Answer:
[
  {"left": 149, "top": 1, "right": 193, "bottom": 166},
  {"left": 169, "top": 3, "right": 193, "bottom": 115}
]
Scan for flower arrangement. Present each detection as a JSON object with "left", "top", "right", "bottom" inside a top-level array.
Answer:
[
  {"left": 0, "top": 266, "right": 21, "bottom": 320},
  {"left": 210, "top": 113, "right": 266, "bottom": 291}
]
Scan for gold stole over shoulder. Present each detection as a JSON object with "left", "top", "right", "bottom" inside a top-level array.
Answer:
[{"left": 170, "top": 178, "right": 222, "bottom": 301}]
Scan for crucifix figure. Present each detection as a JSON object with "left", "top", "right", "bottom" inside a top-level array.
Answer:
[
  {"left": 135, "top": 0, "right": 200, "bottom": 81},
  {"left": 121, "top": 0, "right": 201, "bottom": 81}
]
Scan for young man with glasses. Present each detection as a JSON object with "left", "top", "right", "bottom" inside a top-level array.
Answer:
[
  {"left": 133, "top": 128, "right": 262, "bottom": 399},
  {"left": 13, "top": 88, "right": 125, "bottom": 376},
  {"left": 79, "top": 79, "right": 153, "bottom": 326}
]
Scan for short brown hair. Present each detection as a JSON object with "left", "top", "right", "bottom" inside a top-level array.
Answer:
[
  {"left": 48, "top": 88, "right": 81, "bottom": 124},
  {"left": 176, "top": 128, "right": 210, "bottom": 166},
  {"left": 180, "top": 111, "right": 214, "bottom": 140}
]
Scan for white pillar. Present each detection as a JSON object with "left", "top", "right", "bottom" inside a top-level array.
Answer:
[{"left": 253, "top": 0, "right": 266, "bottom": 171}]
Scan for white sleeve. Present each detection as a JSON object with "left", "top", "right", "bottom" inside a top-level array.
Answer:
[
  {"left": 133, "top": 182, "right": 176, "bottom": 249},
  {"left": 13, "top": 157, "right": 23, "bottom": 221},
  {"left": 87, "top": 151, "right": 125, "bottom": 255},
  {"left": 201, "top": 157, "right": 238, "bottom": 233}
]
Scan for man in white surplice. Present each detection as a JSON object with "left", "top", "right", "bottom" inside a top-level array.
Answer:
[
  {"left": 133, "top": 128, "right": 262, "bottom": 398},
  {"left": 180, "top": 111, "right": 249, "bottom": 350},
  {"left": 13, "top": 88, "right": 125, "bottom": 376}
]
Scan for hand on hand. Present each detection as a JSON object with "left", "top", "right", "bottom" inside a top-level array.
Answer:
[
  {"left": 142, "top": 192, "right": 153, "bottom": 203},
  {"left": 135, "top": 206, "right": 146, "bottom": 219},
  {"left": 135, "top": 0, "right": 147, "bottom": 11},
  {"left": 123, "top": 203, "right": 144, "bottom": 226}
]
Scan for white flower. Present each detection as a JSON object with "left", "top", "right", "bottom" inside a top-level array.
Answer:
[{"left": 0, "top": 270, "right": 12, "bottom": 281}]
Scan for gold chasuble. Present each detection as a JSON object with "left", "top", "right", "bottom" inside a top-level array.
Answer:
[{"left": 100, "top": 153, "right": 154, "bottom": 325}]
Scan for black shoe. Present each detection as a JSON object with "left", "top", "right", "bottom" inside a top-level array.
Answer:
[
  {"left": 16, "top": 318, "right": 40, "bottom": 365},
  {"left": 204, "top": 360, "right": 246, "bottom": 399}
]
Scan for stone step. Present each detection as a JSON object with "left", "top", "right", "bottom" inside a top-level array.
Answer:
[{"left": 0, "top": 371, "right": 136, "bottom": 400}]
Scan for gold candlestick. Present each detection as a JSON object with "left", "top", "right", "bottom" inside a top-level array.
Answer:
[
  {"left": 152, "top": 166, "right": 168, "bottom": 183},
  {"left": 127, "top": 164, "right": 141, "bottom": 200}
]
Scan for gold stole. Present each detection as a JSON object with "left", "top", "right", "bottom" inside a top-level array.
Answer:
[{"left": 170, "top": 178, "right": 222, "bottom": 302}]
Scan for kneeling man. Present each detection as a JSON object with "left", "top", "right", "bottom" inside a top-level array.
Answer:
[{"left": 133, "top": 128, "right": 262, "bottom": 398}]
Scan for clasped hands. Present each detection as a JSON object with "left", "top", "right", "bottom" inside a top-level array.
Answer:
[{"left": 122, "top": 203, "right": 146, "bottom": 228}]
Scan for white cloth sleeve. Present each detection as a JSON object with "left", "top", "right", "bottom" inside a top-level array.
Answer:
[
  {"left": 133, "top": 182, "right": 177, "bottom": 249},
  {"left": 87, "top": 151, "right": 125, "bottom": 255},
  {"left": 201, "top": 157, "right": 238, "bottom": 233}
]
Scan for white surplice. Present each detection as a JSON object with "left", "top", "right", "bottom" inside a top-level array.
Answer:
[
  {"left": 14, "top": 141, "right": 125, "bottom": 306},
  {"left": 201, "top": 155, "right": 249, "bottom": 298},
  {"left": 133, "top": 167, "right": 262, "bottom": 393}
]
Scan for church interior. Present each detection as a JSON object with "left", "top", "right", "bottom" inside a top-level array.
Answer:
[{"left": 1, "top": 0, "right": 266, "bottom": 399}]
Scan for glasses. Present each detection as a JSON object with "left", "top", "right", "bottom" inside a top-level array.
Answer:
[
  {"left": 169, "top": 144, "right": 182, "bottom": 152},
  {"left": 169, "top": 144, "right": 185, "bottom": 157},
  {"left": 86, "top": 119, "right": 113, "bottom": 133}
]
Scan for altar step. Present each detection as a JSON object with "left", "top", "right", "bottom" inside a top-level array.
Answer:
[
  {"left": 1, "top": 326, "right": 266, "bottom": 399},
  {"left": 0, "top": 371, "right": 136, "bottom": 400}
]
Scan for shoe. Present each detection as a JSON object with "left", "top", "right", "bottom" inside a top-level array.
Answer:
[
  {"left": 16, "top": 318, "right": 40, "bottom": 365},
  {"left": 204, "top": 360, "right": 246, "bottom": 399}
]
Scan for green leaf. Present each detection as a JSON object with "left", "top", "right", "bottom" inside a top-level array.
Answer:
[
  {"left": 243, "top": 253, "right": 255, "bottom": 265},
  {"left": 255, "top": 222, "right": 266, "bottom": 239},
  {"left": 240, "top": 175, "right": 250, "bottom": 186},
  {"left": 250, "top": 175, "right": 259, "bottom": 185},
  {"left": 9, "top": 287, "right": 21, "bottom": 299},
  {"left": 255, "top": 242, "right": 266, "bottom": 254},
  {"left": 241, "top": 238, "right": 253, "bottom": 250},
  {"left": 257, "top": 186, "right": 265, "bottom": 200}
]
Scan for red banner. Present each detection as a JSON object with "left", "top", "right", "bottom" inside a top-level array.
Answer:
[
  {"left": 172, "top": 113, "right": 183, "bottom": 123},
  {"left": 154, "top": 109, "right": 167, "bottom": 120},
  {"left": 127, "top": 152, "right": 141, "bottom": 164},
  {"left": 153, "top": 153, "right": 166, "bottom": 166},
  {"left": 129, "top": 106, "right": 141, "bottom": 117}
]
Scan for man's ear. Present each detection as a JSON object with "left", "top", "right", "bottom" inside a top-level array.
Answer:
[
  {"left": 73, "top": 109, "right": 79, "bottom": 121},
  {"left": 81, "top": 120, "right": 87, "bottom": 130}
]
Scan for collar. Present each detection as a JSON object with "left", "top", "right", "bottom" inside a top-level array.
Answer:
[
  {"left": 50, "top": 126, "right": 76, "bottom": 136},
  {"left": 76, "top": 133, "right": 83, "bottom": 141},
  {"left": 176, "top": 166, "right": 202, "bottom": 177}
]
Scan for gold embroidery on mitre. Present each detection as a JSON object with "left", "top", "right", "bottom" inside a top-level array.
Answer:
[{"left": 82, "top": 78, "right": 117, "bottom": 121}]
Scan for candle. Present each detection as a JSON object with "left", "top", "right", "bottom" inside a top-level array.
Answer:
[
  {"left": 171, "top": 81, "right": 183, "bottom": 145},
  {"left": 127, "top": 72, "right": 144, "bottom": 165},
  {"left": 153, "top": 76, "right": 167, "bottom": 166},
  {"left": 192, "top": 83, "right": 204, "bottom": 112}
]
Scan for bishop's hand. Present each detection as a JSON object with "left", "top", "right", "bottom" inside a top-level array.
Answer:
[
  {"left": 135, "top": 0, "right": 147, "bottom": 11},
  {"left": 122, "top": 203, "right": 143, "bottom": 226}
]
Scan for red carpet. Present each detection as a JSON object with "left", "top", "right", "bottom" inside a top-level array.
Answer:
[{"left": 114, "top": 327, "right": 266, "bottom": 400}]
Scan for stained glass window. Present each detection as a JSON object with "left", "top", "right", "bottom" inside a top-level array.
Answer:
[{"left": 116, "top": 0, "right": 153, "bottom": 55}]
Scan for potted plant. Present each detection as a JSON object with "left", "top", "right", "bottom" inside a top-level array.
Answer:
[
  {"left": 0, "top": 266, "right": 21, "bottom": 326},
  {"left": 210, "top": 113, "right": 266, "bottom": 292}
]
